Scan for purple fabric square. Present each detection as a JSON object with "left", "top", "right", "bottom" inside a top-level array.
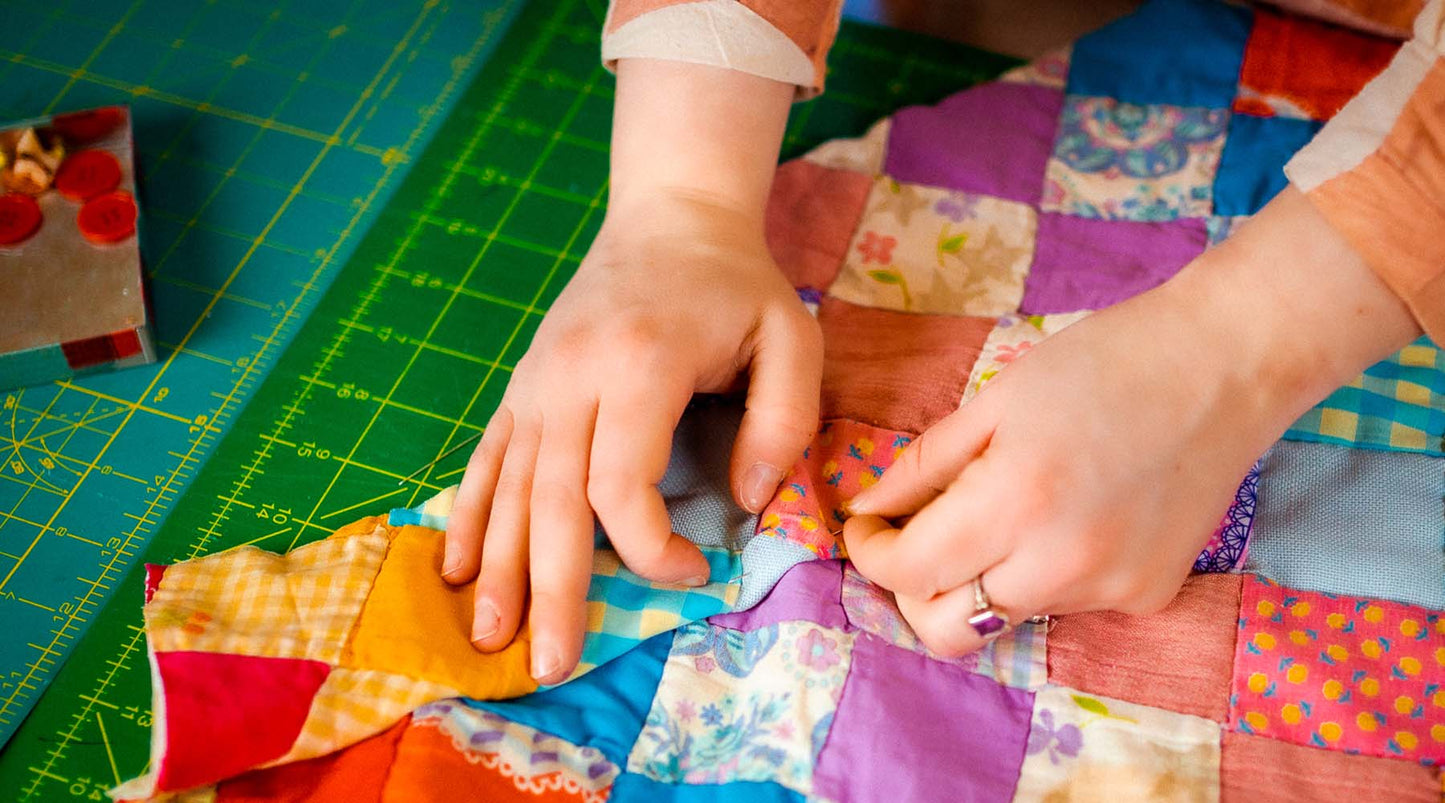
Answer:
[
  {"left": 813, "top": 634, "right": 1035, "bottom": 803},
  {"left": 709, "top": 559, "right": 846, "bottom": 632},
  {"left": 885, "top": 83, "right": 1063, "bottom": 204},
  {"left": 1020, "top": 213, "right": 1208, "bottom": 313}
]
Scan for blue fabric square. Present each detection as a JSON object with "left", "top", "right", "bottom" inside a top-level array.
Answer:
[
  {"left": 609, "top": 774, "right": 804, "bottom": 802},
  {"left": 1244, "top": 440, "right": 1445, "bottom": 609},
  {"left": 1067, "top": 0, "right": 1252, "bottom": 107},
  {"left": 468, "top": 630, "right": 675, "bottom": 765},
  {"left": 1213, "top": 115, "right": 1321, "bottom": 216}
]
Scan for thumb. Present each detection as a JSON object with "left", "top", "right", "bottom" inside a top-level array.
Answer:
[
  {"left": 730, "top": 309, "right": 823, "bottom": 514},
  {"left": 847, "top": 393, "right": 999, "bottom": 518}
]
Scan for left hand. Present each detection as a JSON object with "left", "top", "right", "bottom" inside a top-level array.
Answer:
[{"left": 842, "top": 188, "right": 1420, "bottom": 657}]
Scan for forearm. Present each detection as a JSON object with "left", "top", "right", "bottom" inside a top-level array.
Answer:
[
  {"left": 1166, "top": 187, "right": 1420, "bottom": 441},
  {"left": 606, "top": 59, "right": 794, "bottom": 226}
]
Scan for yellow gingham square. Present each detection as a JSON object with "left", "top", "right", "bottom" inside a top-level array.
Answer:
[
  {"left": 269, "top": 668, "right": 457, "bottom": 765},
  {"left": 146, "top": 519, "right": 389, "bottom": 663}
]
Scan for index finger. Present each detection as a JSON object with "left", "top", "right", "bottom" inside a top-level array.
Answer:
[
  {"left": 587, "top": 382, "right": 711, "bottom": 586},
  {"left": 843, "top": 466, "right": 1010, "bottom": 598}
]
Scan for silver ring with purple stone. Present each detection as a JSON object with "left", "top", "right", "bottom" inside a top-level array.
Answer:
[{"left": 965, "top": 578, "right": 1011, "bottom": 641}]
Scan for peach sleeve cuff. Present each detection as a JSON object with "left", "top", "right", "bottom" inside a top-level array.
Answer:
[
  {"left": 601, "top": 0, "right": 843, "bottom": 99},
  {"left": 1286, "top": 0, "right": 1445, "bottom": 340}
]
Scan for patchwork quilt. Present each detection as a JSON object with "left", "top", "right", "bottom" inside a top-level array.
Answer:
[{"left": 118, "top": 1, "right": 1445, "bottom": 800}]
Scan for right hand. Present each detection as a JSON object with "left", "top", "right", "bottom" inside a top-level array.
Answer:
[{"left": 442, "top": 190, "right": 822, "bottom": 685}]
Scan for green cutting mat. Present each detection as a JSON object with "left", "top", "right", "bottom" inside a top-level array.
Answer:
[{"left": 0, "top": 0, "right": 1017, "bottom": 796}]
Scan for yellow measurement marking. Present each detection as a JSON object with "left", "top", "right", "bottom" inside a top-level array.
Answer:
[
  {"left": 95, "top": 711, "right": 121, "bottom": 785},
  {"left": 52, "top": 382, "right": 198, "bottom": 427},
  {"left": 319, "top": 487, "right": 406, "bottom": 520},
  {"left": 236, "top": 526, "right": 293, "bottom": 549},
  {"left": 107, "top": 469, "right": 148, "bottom": 485},
  {"left": 15, "top": 597, "right": 55, "bottom": 613},
  {"left": 297, "top": 0, "right": 587, "bottom": 544}
]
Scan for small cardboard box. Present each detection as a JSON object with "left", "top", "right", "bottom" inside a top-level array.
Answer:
[{"left": 0, "top": 105, "right": 152, "bottom": 391}]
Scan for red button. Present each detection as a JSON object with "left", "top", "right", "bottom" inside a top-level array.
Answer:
[
  {"left": 77, "top": 190, "right": 137, "bottom": 244},
  {"left": 0, "top": 193, "right": 42, "bottom": 245},
  {"left": 54, "top": 150, "right": 122, "bottom": 201}
]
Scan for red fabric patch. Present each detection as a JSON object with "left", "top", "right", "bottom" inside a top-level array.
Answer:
[
  {"left": 60, "top": 329, "right": 142, "bottom": 369},
  {"left": 143, "top": 564, "right": 166, "bottom": 604},
  {"left": 154, "top": 651, "right": 330, "bottom": 793},
  {"left": 1220, "top": 730, "right": 1440, "bottom": 803},
  {"left": 1235, "top": 6, "right": 1399, "bottom": 121},
  {"left": 765, "top": 160, "right": 873, "bottom": 291},
  {"left": 817, "top": 297, "right": 993, "bottom": 433},
  {"left": 217, "top": 716, "right": 408, "bottom": 803},
  {"left": 1047, "top": 573, "right": 1243, "bottom": 721}
]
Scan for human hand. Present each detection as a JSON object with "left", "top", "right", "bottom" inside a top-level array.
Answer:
[
  {"left": 843, "top": 188, "right": 1419, "bottom": 657},
  {"left": 442, "top": 192, "right": 822, "bottom": 683}
]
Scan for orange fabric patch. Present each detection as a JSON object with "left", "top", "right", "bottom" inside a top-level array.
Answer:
[
  {"left": 817, "top": 297, "right": 994, "bottom": 433},
  {"left": 1236, "top": 6, "right": 1399, "bottom": 120},
  {"left": 340, "top": 524, "right": 537, "bottom": 700},
  {"left": 1309, "top": 58, "right": 1445, "bottom": 343},
  {"left": 385, "top": 718, "right": 596, "bottom": 802},
  {"left": 216, "top": 716, "right": 408, "bottom": 803},
  {"left": 765, "top": 161, "right": 874, "bottom": 291},
  {"left": 1219, "top": 730, "right": 1440, "bottom": 802},
  {"left": 1047, "top": 574, "right": 1243, "bottom": 722}
]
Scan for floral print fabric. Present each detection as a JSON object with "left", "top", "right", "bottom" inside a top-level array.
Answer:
[
  {"left": 626, "top": 621, "right": 854, "bottom": 794},
  {"left": 756, "top": 419, "right": 913, "bottom": 558},
  {"left": 1015, "top": 686, "right": 1221, "bottom": 801},
  {"left": 1043, "top": 96, "right": 1228, "bottom": 221},
  {"left": 829, "top": 177, "right": 1037, "bottom": 316}
]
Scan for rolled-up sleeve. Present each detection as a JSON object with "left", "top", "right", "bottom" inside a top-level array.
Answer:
[
  {"left": 1286, "top": 0, "right": 1445, "bottom": 340},
  {"left": 601, "top": 0, "right": 844, "bottom": 99}
]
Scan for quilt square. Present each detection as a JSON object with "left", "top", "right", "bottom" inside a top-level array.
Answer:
[
  {"left": 626, "top": 621, "right": 854, "bottom": 794},
  {"left": 998, "top": 46, "right": 1070, "bottom": 91},
  {"left": 764, "top": 160, "right": 874, "bottom": 292},
  {"left": 1048, "top": 574, "right": 1242, "bottom": 722},
  {"left": 1193, "top": 462, "right": 1260, "bottom": 573},
  {"left": 1042, "top": 96, "right": 1229, "bottom": 221},
  {"left": 1015, "top": 686, "right": 1221, "bottom": 800},
  {"left": 1212, "top": 114, "right": 1322, "bottom": 216},
  {"left": 817, "top": 297, "right": 994, "bottom": 433},
  {"left": 1244, "top": 440, "right": 1445, "bottom": 609},
  {"left": 813, "top": 634, "right": 1035, "bottom": 802},
  {"left": 1020, "top": 212, "right": 1207, "bottom": 314},
  {"left": 1285, "top": 337, "right": 1445, "bottom": 457},
  {"left": 828, "top": 178, "right": 1036, "bottom": 317},
  {"left": 802, "top": 117, "right": 891, "bottom": 176},
  {"left": 145, "top": 517, "right": 388, "bottom": 663},
  {"left": 710, "top": 559, "right": 848, "bottom": 633},
  {"left": 1220, "top": 730, "right": 1441, "bottom": 802},
  {"left": 884, "top": 81, "right": 1063, "bottom": 204},
  {"left": 1067, "top": 0, "right": 1252, "bottom": 107},
  {"left": 840, "top": 562, "right": 1047, "bottom": 689},
  {"left": 1233, "top": 5, "right": 1399, "bottom": 121},
  {"left": 961, "top": 311, "right": 1093, "bottom": 403},
  {"left": 1229, "top": 575, "right": 1445, "bottom": 765},
  {"left": 756, "top": 419, "right": 912, "bottom": 558}
]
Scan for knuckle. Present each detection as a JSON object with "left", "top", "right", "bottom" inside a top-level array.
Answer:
[
  {"left": 530, "top": 480, "right": 586, "bottom": 515},
  {"left": 585, "top": 471, "right": 631, "bottom": 513},
  {"left": 492, "top": 471, "right": 532, "bottom": 502}
]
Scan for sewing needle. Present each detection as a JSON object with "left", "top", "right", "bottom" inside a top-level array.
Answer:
[{"left": 397, "top": 430, "right": 483, "bottom": 485}]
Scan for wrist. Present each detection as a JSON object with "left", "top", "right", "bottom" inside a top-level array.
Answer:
[{"left": 607, "top": 59, "right": 792, "bottom": 222}]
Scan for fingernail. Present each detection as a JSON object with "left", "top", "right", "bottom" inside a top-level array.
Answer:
[
  {"left": 845, "top": 492, "right": 874, "bottom": 516},
  {"left": 441, "top": 551, "right": 460, "bottom": 579},
  {"left": 531, "top": 644, "right": 560, "bottom": 681},
  {"left": 471, "top": 599, "right": 499, "bottom": 643},
  {"left": 741, "top": 462, "right": 783, "bottom": 513},
  {"left": 683, "top": 571, "right": 710, "bottom": 588}
]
